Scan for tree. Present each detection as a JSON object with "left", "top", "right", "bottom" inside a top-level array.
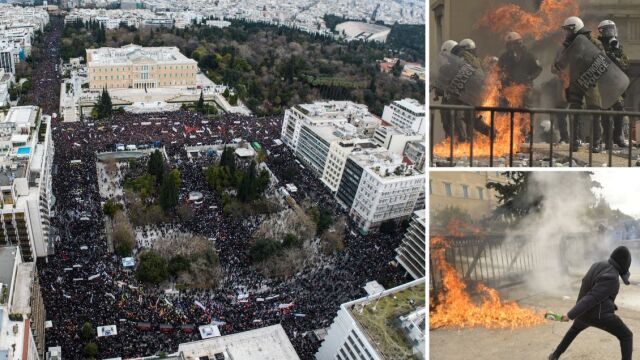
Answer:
[
  {"left": 137, "top": 251, "right": 168, "bottom": 284},
  {"left": 83, "top": 342, "right": 98, "bottom": 359},
  {"left": 222, "top": 87, "right": 230, "bottom": 98},
  {"left": 196, "top": 91, "right": 205, "bottom": 113},
  {"left": 228, "top": 94, "right": 238, "bottom": 106},
  {"left": 159, "top": 171, "right": 178, "bottom": 211},
  {"left": 168, "top": 255, "right": 190, "bottom": 276},
  {"left": 112, "top": 213, "right": 135, "bottom": 257},
  {"left": 81, "top": 322, "right": 95, "bottom": 340},
  {"left": 310, "top": 207, "right": 333, "bottom": 234},
  {"left": 249, "top": 239, "right": 282, "bottom": 262},
  {"left": 103, "top": 199, "right": 123, "bottom": 218},
  {"left": 94, "top": 87, "right": 113, "bottom": 119},
  {"left": 219, "top": 146, "right": 236, "bottom": 171},
  {"left": 147, "top": 150, "right": 164, "bottom": 185},
  {"left": 282, "top": 233, "right": 302, "bottom": 248},
  {"left": 168, "top": 168, "right": 181, "bottom": 189},
  {"left": 391, "top": 59, "right": 403, "bottom": 77}
]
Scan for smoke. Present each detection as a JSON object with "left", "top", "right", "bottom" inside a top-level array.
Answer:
[{"left": 503, "top": 172, "right": 603, "bottom": 295}]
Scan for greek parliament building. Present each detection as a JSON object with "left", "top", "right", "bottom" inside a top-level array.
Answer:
[{"left": 86, "top": 44, "right": 198, "bottom": 90}]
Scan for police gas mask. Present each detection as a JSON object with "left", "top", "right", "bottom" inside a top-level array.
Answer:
[
  {"left": 599, "top": 24, "right": 619, "bottom": 48},
  {"left": 507, "top": 40, "right": 524, "bottom": 56}
]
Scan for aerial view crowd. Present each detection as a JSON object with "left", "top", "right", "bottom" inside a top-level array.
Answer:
[{"left": 27, "top": 15, "right": 411, "bottom": 360}]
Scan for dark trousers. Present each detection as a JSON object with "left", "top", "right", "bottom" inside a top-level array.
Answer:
[
  {"left": 602, "top": 100, "right": 625, "bottom": 145},
  {"left": 553, "top": 314, "right": 633, "bottom": 360}
]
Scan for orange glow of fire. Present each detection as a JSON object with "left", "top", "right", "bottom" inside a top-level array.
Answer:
[
  {"left": 478, "top": 0, "right": 580, "bottom": 40},
  {"left": 429, "top": 235, "right": 544, "bottom": 329},
  {"left": 433, "top": 66, "right": 530, "bottom": 159}
]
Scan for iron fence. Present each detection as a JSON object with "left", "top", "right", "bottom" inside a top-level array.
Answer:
[
  {"left": 429, "top": 233, "right": 540, "bottom": 297},
  {"left": 430, "top": 104, "right": 640, "bottom": 167}
]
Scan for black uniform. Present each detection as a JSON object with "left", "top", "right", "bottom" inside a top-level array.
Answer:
[
  {"left": 554, "top": 28, "right": 604, "bottom": 152},
  {"left": 551, "top": 246, "right": 633, "bottom": 360},
  {"left": 450, "top": 44, "right": 492, "bottom": 139},
  {"left": 600, "top": 37, "right": 630, "bottom": 148},
  {"left": 498, "top": 45, "right": 542, "bottom": 89}
]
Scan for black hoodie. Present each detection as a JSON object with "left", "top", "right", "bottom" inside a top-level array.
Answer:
[{"left": 567, "top": 246, "right": 631, "bottom": 320}]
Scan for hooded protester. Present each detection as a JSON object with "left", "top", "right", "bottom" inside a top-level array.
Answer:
[{"left": 549, "top": 246, "right": 633, "bottom": 360}]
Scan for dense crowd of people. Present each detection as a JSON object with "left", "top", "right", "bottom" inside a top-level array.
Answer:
[
  {"left": 26, "top": 15, "right": 412, "bottom": 360},
  {"left": 22, "top": 16, "right": 63, "bottom": 115}
]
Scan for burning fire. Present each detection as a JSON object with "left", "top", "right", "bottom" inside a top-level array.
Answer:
[
  {"left": 429, "top": 235, "right": 544, "bottom": 329},
  {"left": 478, "top": 0, "right": 580, "bottom": 40},
  {"left": 434, "top": 0, "right": 579, "bottom": 160},
  {"left": 433, "top": 66, "right": 530, "bottom": 158}
]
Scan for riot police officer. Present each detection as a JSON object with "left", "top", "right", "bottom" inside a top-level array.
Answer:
[
  {"left": 434, "top": 40, "right": 468, "bottom": 141},
  {"left": 598, "top": 20, "right": 629, "bottom": 149},
  {"left": 451, "top": 38, "right": 493, "bottom": 138},
  {"left": 553, "top": 16, "right": 604, "bottom": 153},
  {"left": 498, "top": 32, "right": 542, "bottom": 89}
]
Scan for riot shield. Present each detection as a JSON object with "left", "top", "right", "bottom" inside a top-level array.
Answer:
[
  {"left": 434, "top": 52, "right": 486, "bottom": 106},
  {"left": 558, "top": 35, "right": 629, "bottom": 109}
]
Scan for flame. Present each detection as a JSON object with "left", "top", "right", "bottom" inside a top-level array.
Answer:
[
  {"left": 429, "top": 234, "right": 544, "bottom": 329},
  {"left": 433, "top": 66, "right": 530, "bottom": 158},
  {"left": 433, "top": 0, "right": 577, "bottom": 160},
  {"left": 478, "top": 0, "right": 580, "bottom": 40}
]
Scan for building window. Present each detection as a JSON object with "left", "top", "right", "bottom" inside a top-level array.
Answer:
[
  {"left": 478, "top": 187, "right": 484, "bottom": 200},
  {"left": 444, "top": 182, "right": 452, "bottom": 197},
  {"left": 462, "top": 185, "right": 469, "bottom": 199}
]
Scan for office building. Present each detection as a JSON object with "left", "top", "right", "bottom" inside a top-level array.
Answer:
[
  {"left": 346, "top": 148, "right": 424, "bottom": 233},
  {"left": 0, "top": 106, "right": 54, "bottom": 261},
  {"left": 316, "top": 278, "right": 426, "bottom": 360},
  {"left": 381, "top": 98, "right": 425, "bottom": 134},
  {"left": 0, "top": 246, "right": 45, "bottom": 360},
  {"left": 395, "top": 210, "right": 426, "bottom": 279}
]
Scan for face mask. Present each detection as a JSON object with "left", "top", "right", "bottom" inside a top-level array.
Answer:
[{"left": 600, "top": 26, "right": 617, "bottom": 39}]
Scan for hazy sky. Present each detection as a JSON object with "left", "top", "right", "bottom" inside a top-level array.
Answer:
[{"left": 591, "top": 170, "right": 640, "bottom": 218}]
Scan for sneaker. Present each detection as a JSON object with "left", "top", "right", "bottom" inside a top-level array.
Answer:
[{"left": 614, "top": 137, "right": 627, "bottom": 148}]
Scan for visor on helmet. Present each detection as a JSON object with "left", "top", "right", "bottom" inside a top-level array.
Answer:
[{"left": 599, "top": 25, "right": 617, "bottom": 38}]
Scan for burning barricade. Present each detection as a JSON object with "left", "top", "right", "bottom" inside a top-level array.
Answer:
[{"left": 430, "top": 221, "right": 545, "bottom": 330}]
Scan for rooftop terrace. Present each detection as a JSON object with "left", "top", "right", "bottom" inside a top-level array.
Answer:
[{"left": 348, "top": 279, "right": 425, "bottom": 359}]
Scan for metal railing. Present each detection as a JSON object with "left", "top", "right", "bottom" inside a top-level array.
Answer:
[
  {"left": 429, "top": 233, "right": 539, "bottom": 297},
  {"left": 430, "top": 104, "right": 640, "bottom": 167}
]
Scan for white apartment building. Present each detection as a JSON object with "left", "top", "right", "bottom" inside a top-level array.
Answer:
[
  {"left": 381, "top": 98, "right": 425, "bottom": 134},
  {"left": 347, "top": 148, "right": 424, "bottom": 233},
  {"left": 0, "top": 246, "right": 46, "bottom": 360},
  {"left": 0, "top": 42, "right": 17, "bottom": 75},
  {"left": 206, "top": 19, "right": 232, "bottom": 28},
  {"left": 177, "top": 324, "right": 299, "bottom": 360},
  {"left": 280, "top": 101, "right": 379, "bottom": 153},
  {"left": 372, "top": 125, "right": 423, "bottom": 156},
  {"left": 316, "top": 278, "right": 426, "bottom": 360},
  {"left": 0, "top": 106, "right": 54, "bottom": 262},
  {"left": 321, "top": 136, "right": 377, "bottom": 193},
  {"left": 395, "top": 210, "right": 426, "bottom": 279},
  {"left": 282, "top": 101, "right": 423, "bottom": 232}
]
